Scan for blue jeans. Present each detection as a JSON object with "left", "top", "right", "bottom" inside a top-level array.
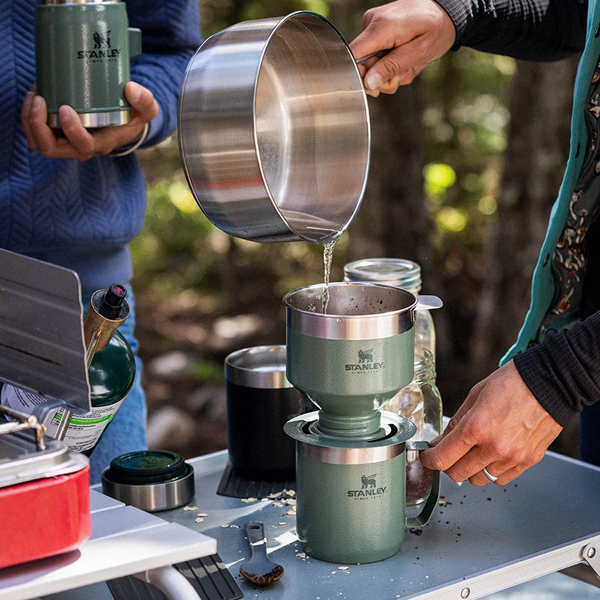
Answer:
[
  {"left": 580, "top": 403, "right": 600, "bottom": 467},
  {"left": 84, "top": 288, "right": 147, "bottom": 483}
]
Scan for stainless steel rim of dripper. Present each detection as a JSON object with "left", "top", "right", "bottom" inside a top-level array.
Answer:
[{"left": 284, "top": 282, "right": 418, "bottom": 340}]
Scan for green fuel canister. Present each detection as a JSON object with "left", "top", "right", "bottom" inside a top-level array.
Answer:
[{"left": 1, "top": 284, "right": 135, "bottom": 456}]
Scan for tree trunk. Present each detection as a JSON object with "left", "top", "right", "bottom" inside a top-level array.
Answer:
[
  {"left": 472, "top": 57, "right": 580, "bottom": 380},
  {"left": 330, "top": 0, "right": 450, "bottom": 370}
]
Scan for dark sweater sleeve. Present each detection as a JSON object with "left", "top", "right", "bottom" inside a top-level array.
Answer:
[
  {"left": 513, "top": 311, "right": 600, "bottom": 427},
  {"left": 434, "top": 0, "right": 587, "bottom": 61},
  {"left": 125, "top": 0, "right": 202, "bottom": 148}
]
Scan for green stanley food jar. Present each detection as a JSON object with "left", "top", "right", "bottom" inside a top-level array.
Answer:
[
  {"left": 35, "top": 0, "right": 142, "bottom": 128},
  {"left": 1, "top": 284, "right": 135, "bottom": 456}
]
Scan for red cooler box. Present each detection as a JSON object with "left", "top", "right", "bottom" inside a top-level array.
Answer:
[{"left": 0, "top": 427, "right": 90, "bottom": 570}]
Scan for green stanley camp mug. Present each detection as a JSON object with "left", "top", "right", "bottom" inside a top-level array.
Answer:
[
  {"left": 35, "top": 0, "right": 142, "bottom": 129},
  {"left": 285, "top": 413, "right": 441, "bottom": 564}
]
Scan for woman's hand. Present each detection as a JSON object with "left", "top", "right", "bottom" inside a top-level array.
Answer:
[
  {"left": 420, "top": 360, "right": 563, "bottom": 486},
  {"left": 21, "top": 81, "right": 159, "bottom": 161},
  {"left": 350, "top": 0, "right": 456, "bottom": 97}
]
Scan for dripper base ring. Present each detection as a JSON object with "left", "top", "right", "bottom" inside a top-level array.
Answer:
[{"left": 311, "top": 409, "right": 384, "bottom": 440}]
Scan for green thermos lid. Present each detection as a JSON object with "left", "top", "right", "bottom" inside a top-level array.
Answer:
[
  {"left": 109, "top": 451, "right": 187, "bottom": 484},
  {"left": 102, "top": 450, "right": 195, "bottom": 511}
]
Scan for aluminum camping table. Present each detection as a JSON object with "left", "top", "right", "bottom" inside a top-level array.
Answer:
[
  {"left": 3, "top": 449, "right": 600, "bottom": 600},
  {"left": 160, "top": 449, "right": 600, "bottom": 600}
]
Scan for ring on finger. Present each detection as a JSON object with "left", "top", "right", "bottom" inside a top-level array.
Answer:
[{"left": 482, "top": 467, "right": 498, "bottom": 483}]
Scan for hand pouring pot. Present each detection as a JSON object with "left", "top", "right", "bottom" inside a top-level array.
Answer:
[{"left": 283, "top": 283, "right": 440, "bottom": 564}]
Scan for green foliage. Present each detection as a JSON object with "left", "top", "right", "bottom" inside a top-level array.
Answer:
[
  {"left": 421, "top": 49, "right": 513, "bottom": 262},
  {"left": 192, "top": 361, "right": 225, "bottom": 383},
  {"left": 424, "top": 163, "right": 457, "bottom": 198}
]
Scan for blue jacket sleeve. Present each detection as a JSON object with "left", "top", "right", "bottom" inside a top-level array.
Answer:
[{"left": 125, "top": 0, "right": 202, "bottom": 148}]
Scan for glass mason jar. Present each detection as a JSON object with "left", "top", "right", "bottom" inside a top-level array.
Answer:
[
  {"left": 343, "top": 258, "right": 436, "bottom": 360},
  {"left": 386, "top": 351, "right": 442, "bottom": 505}
]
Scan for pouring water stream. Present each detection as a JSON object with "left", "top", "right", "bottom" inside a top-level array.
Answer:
[{"left": 321, "top": 240, "right": 337, "bottom": 314}]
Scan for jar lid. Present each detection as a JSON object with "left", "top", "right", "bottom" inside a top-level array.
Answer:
[{"left": 344, "top": 259, "right": 422, "bottom": 291}]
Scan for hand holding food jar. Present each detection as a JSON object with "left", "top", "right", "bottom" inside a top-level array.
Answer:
[{"left": 1, "top": 0, "right": 202, "bottom": 484}]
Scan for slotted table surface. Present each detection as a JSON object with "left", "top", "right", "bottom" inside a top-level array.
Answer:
[
  {"left": 158, "top": 450, "right": 600, "bottom": 600},
  {"left": 3, "top": 449, "right": 600, "bottom": 600},
  {"left": 0, "top": 491, "right": 217, "bottom": 600}
]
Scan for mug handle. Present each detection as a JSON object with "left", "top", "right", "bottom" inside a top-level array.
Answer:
[
  {"left": 128, "top": 28, "right": 142, "bottom": 61},
  {"left": 405, "top": 440, "right": 441, "bottom": 528}
]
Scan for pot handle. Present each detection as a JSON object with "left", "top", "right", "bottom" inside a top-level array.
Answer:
[
  {"left": 355, "top": 49, "right": 392, "bottom": 65},
  {"left": 405, "top": 440, "right": 441, "bottom": 528},
  {"left": 416, "top": 295, "right": 443, "bottom": 311}
]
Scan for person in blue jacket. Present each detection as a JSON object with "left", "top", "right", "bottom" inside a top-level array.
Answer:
[
  {"left": 2, "top": 0, "right": 202, "bottom": 483},
  {"left": 351, "top": 0, "right": 600, "bottom": 484}
]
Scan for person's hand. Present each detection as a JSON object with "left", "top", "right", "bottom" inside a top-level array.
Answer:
[
  {"left": 350, "top": 0, "right": 456, "bottom": 97},
  {"left": 21, "top": 81, "right": 159, "bottom": 161},
  {"left": 420, "top": 360, "right": 563, "bottom": 486}
]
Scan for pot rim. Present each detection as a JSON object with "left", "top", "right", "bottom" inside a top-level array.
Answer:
[{"left": 252, "top": 10, "right": 370, "bottom": 244}]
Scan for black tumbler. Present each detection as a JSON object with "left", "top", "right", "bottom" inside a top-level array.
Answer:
[{"left": 225, "top": 345, "right": 309, "bottom": 481}]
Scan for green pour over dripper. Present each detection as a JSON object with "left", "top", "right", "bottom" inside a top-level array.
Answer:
[{"left": 283, "top": 282, "right": 418, "bottom": 438}]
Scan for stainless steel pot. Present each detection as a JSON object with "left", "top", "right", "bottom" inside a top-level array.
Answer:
[{"left": 178, "top": 11, "right": 370, "bottom": 243}]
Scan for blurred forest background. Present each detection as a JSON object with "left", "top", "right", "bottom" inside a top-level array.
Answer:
[{"left": 133, "top": 0, "right": 581, "bottom": 457}]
